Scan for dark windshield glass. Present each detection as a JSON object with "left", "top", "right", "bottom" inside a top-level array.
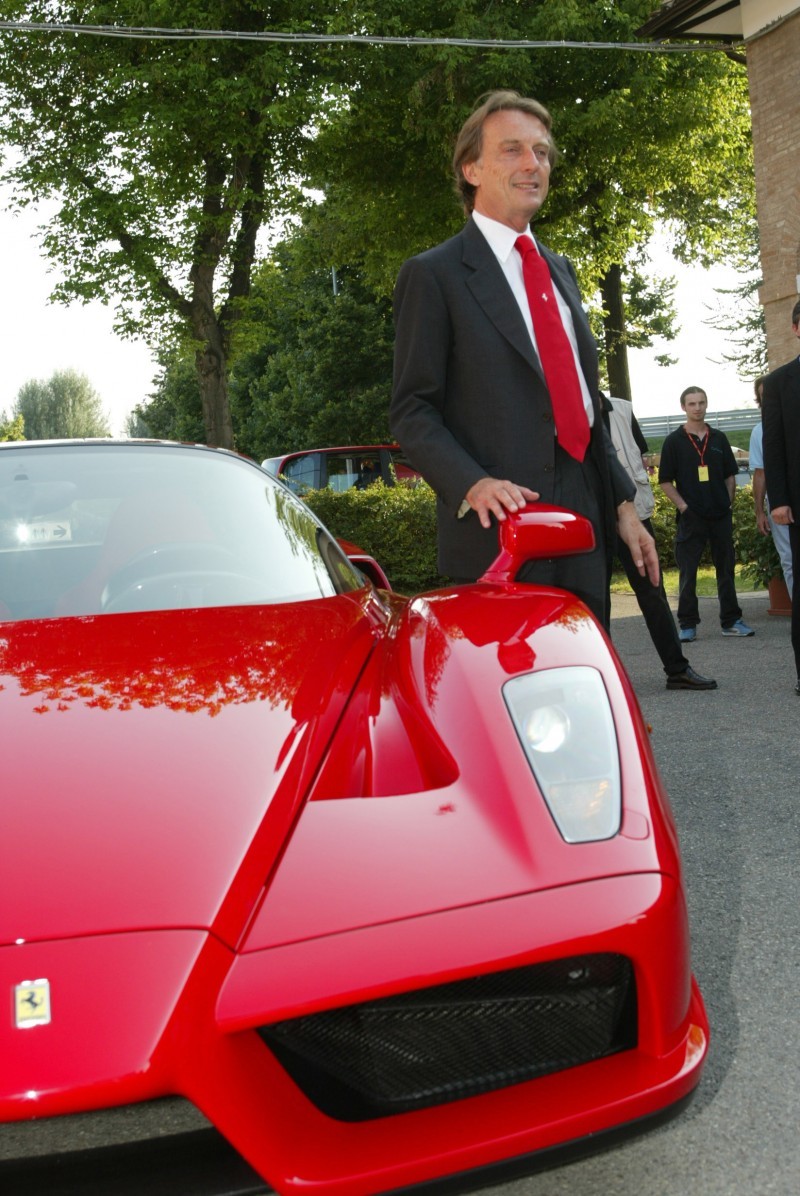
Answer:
[{"left": 0, "top": 443, "right": 364, "bottom": 620}]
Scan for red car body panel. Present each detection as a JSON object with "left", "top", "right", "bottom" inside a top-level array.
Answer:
[
  {"left": 0, "top": 444, "right": 708, "bottom": 1194},
  {"left": 0, "top": 599, "right": 378, "bottom": 948}
]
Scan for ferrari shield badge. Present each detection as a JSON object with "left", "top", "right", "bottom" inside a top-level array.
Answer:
[{"left": 14, "top": 979, "right": 51, "bottom": 1028}]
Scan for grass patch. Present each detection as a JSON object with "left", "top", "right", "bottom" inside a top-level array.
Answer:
[{"left": 610, "top": 564, "right": 762, "bottom": 597}]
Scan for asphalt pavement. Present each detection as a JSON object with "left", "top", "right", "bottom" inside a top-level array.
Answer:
[{"left": 482, "top": 589, "right": 800, "bottom": 1196}]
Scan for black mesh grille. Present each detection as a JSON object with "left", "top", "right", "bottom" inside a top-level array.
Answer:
[{"left": 259, "top": 953, "right": 636, "bottom": 1121}]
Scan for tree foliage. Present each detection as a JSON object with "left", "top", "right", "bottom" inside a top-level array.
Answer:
[
  {"left": 134, "top": 230, "right": 396, "bottom": 462},
  {"left": 0, "top": 3, "right": 757, "bottom": 441},
  {"left": 309, "top": 1, "right": 753, "bottom": 281},
  {"left": 12, "top": 369, "right": 111, "bottom": 439},
  {"left": 127, "top": 354, "right": 205, "bottom": 443},
  {"left": 0, "top": 412, "right": 25, "bottom": 440},
  {"left": 303, "top": 0, "right": 755, "bottom": 396},
  {"left": 230, "top": 236, "right": 396, "bottom": 461},
  {"left": 0, "top": 2, "right": 340, "bottom": 448}
]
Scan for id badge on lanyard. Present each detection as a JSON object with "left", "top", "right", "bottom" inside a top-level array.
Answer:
[{"left": 684, "top": 427, "right": 710, "bottom": 483}]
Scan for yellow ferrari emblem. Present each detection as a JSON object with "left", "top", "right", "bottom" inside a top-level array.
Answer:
[{"left": 14, "top": 979, "right": 51, "bottom": 1028}]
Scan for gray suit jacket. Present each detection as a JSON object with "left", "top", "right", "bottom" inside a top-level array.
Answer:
[
  {"left": 390, "top": 217, "right": 631, "bottom": 579},
  {"left": 763, "top": 356, "right": 800, "bottom": 517}
]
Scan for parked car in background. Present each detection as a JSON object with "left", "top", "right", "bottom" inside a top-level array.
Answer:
[
  {"left": 0, "top": 439, "right": 708, "bottom": 1194},
  {"left": 262, "top": 444, "right": 419, "bottom": 495}
]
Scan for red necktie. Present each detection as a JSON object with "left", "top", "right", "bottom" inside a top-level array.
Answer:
[{"left": 515, "top": 236, "right": 590, "bottom": 462}]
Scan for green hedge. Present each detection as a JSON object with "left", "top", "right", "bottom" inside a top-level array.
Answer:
[
  {"left": 305, "top": 478, "right": 777, "bottom": 595},
  {"left": 305, "top": 481, "right": 443, "bottom": 594}
]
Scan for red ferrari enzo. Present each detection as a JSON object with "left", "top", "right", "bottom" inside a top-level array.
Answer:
[{"left": 0, "top": 440, "right": 708, "bottom": 1194}]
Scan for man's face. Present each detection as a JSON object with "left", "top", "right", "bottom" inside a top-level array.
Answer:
[
  {"left": 793, "top": 320, "right": 800, "bottom": 342},
  {"left": 681, "top": 391, "right": 708, "bottom": 422},
  {"left": 462, "top": 108, "right": 551, "bottom": 232}
]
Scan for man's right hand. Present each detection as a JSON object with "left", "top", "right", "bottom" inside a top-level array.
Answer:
[
  {"left": 771, "top": 505, "right": 795, "bottom": 526},
  {"left": 756, "top": 509, "right": 771, "bottom": 535},
  {"left": 465, "top": 478, "right": 540, "bottom": 529}
]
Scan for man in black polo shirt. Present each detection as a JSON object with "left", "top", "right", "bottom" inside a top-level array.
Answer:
[{"left": 659, "top": 385, "right": 753, "bottom": 640}]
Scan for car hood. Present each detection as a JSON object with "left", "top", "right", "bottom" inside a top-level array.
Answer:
[{"left": 0, "top": 596, "right": 378, "bottom": 948}]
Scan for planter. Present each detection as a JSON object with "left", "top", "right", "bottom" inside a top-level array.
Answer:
[{"left": 767, "top": 574, "right": 792, "bottom": 616}]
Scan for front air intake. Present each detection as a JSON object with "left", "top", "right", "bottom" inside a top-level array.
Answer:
[{"left": 259, "top": 953, "right": 637, "bottom": 1121}]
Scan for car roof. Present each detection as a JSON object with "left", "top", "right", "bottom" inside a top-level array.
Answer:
[
  {"left": 0, "top": 438, "right": 256, "bottom": 464},
  {"left": 273, "top": 444, "right": 400, "bottom": 459}
]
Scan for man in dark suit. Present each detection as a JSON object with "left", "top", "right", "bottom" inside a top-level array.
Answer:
[
  {"left": 763, "top": 297, "right": 800, "bottom": 694},
  {"left": 390, "top": 90, "right": 657, "bottom": 627}
]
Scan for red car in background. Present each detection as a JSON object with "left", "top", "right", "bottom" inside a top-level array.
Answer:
[
  {"left": 262, "top": 443, "right": 419, "bottom": 495},
  {"left": 0, "top": 439, "right": 707, "bottom": 1194}
]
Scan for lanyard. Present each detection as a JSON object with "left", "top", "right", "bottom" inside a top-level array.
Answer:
[{"left": 683, "top": 426, "right": 709, "bottom": 465}]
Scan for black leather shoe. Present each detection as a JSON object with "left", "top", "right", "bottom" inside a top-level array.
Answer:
[
  {"left": 795, "top": 678, "right": 800, "bottom": 696},
  {"left": 666, "top": 667, "right": 718, "bottom": 691}
]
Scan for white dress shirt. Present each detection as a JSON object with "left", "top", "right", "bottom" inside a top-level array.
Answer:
[{"left": 472, "top": 210, "right": 594, "bottom": 426}]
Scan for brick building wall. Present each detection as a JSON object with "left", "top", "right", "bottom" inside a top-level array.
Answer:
[{"left": 747, "top": 10, "right": 800, "bottom": 367}]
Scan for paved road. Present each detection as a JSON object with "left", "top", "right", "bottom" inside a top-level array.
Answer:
[{"left": 482, "top": 590, "right": 800, "bottom": 1196}]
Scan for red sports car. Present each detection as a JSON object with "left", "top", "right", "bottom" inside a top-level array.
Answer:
[{"left": 0, "top": 440, "right": 707, "bottom": 1194}]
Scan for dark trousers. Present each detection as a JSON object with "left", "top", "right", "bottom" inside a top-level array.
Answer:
[
  {"left": 790, "top": 523, "right": 800, "bottom": 677},
  {"left": 616, "top": 517, "right": 688, "bottom": 676},
  {"left": 675, "top": 509, "right": 742, "bottom": 630}
]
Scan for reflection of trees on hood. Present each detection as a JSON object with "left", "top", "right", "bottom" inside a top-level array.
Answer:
[
  {"left": 415, "top": 589, "right": 591, "bottom": 682},
  {"left": 0, "top": 598, "right": 368, "bottom": 719},
  {"left": 391, "top": 588, "right": 593, "bottom": 716}
]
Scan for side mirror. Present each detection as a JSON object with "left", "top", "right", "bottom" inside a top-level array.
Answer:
[
  {"left": 338, "top": 538, "right": 392, "bottom": 590},
  {"left": 479, "top": 504, "right": 595, "bottom": 585}
]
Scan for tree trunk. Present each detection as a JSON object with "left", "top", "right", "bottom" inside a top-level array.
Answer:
[
  {"left": 195, "top": 342, "right": 234, "bottom": 449},
  {"left": 189, "top": 238, "right": 235, "bottom": 449},
  {"left": 601, "top": 264, "right": 632, "bottom": 404}
]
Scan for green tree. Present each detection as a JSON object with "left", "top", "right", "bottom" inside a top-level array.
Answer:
[
  {"left": 128, "top": 355, "right": 204, "bottom": 444},
  {"left": 138, "top": 229, "right": 397, "bottom": 462},
  {"left": 304, "top": 0, "right": 754, "bottom": 401},
  {"left": 0, "top": 411, "right": 25, "bottom": 440},
  {"left": 0, "top": 2, "right": 339, "bottom": 449},
  {"left": 230, "top": 234, "right": 396, "bottom": 461},
  {"left": 0, "top": 4, "right": 756, "bottom": 444},
  {"left": 13, "top": 369, "right": 111, "bottom": 438}
]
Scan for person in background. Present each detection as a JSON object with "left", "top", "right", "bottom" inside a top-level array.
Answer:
[
  {"left": 749, "top": 376, "right": 793, "bottom": 596},
  {"left": 762, "top": 298, "right": 800, "bottom": 695},
  {"left": 390, "top": 90, "right": 658, "bottom": 628},
  {"left": 604, "top": 394, "right": 716, "bottom": 689},
  {"left": 658, "top": 385, "right": 753, "bottom": 641}
]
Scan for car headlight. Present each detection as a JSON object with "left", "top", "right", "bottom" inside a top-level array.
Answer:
[{"left": 503, "top": 666, "right": 621, "bottom": 843}]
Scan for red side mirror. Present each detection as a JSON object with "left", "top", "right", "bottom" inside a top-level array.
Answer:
[
  {"left": 479, "top": 504, "right": 595, "bottom": 584},
  {"left": 338, "top": 539, "right": 392, "bottom": 590}
]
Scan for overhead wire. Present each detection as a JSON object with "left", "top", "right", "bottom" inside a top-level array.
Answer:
[{"left": 0, "top": 20, "right": 738, "bottom": 54}]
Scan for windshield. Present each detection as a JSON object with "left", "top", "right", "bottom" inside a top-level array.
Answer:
[{"left": 0, "top": 443, "right": 364, "bottom": 621}]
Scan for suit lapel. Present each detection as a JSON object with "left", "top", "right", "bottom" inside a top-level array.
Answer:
[
  {"left": 459, "top": 221, "right": 598, "bottom": 403},
  {"left": 460, "top": 220, "right": 542, "bottom": 378}
]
